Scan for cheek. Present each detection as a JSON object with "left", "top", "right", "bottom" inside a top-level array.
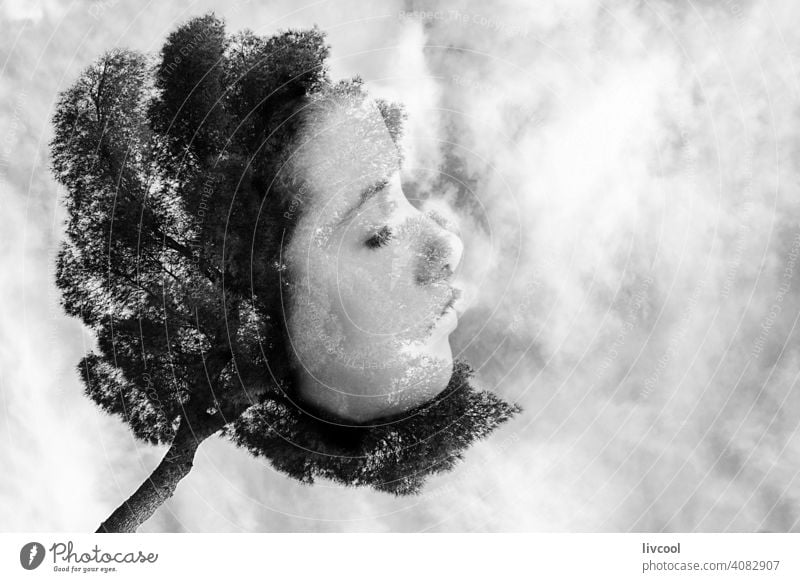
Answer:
[
  {"left": 285, "top": 285, "right": 343, "bottom": 372},
  {"left": 290, "top": 247, "right": 390, "bottom": 341},
  {"left": 284, "top": 234, "right": 347, "bottom": 348},
  {"left": 334, "top": 248, "right": 444, "bottom": 336},
  {"left": 292, "top": 226, "right": 451, "bottom": 338},
  {"left": 334, "top": 253, "right": 397, "bottom": 332}
]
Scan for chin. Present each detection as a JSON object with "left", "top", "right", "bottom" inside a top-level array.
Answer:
[{"left": 294, "top": 344, "right": 457, "bottom": 424}]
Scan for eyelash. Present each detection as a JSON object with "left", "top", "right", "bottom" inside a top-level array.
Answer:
[{"left": 365, "top": 226, "right": 393, "bottom": 249}]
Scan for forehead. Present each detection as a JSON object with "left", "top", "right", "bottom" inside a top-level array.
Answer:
[{"left": 290, "top": 96, "right": 401, "bottom": 218}]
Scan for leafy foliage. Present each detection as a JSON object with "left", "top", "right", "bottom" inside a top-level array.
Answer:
[
  {"left": 51, "top": 13, "right": 519, "bottom": 493},
  {"left": 231, "top": 361, "right": 520, "bottom": 495}
]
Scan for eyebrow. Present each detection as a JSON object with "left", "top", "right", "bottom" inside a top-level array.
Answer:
[{"left": 335, "top": 178, "right": 390, "bottom": 227}]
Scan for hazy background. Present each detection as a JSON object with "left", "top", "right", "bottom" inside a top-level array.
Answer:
[{"left": 2, "top": 0, "right": 800, "bottom": 531}]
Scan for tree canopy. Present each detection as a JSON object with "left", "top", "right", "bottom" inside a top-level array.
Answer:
[{"left": 51, "top": 13, "right": 520, "bottom": 531}]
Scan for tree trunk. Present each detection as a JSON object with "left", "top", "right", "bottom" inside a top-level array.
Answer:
[{"left": 95, "top": 418, "right": 216, "bottom": 533}]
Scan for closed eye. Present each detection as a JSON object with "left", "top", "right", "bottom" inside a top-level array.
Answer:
[{"left": 365, "top": 226, "right": 393, "bottom": 249}]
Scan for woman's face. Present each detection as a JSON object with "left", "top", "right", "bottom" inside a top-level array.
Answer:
[{"left": 283, "top": 96, "right": 466, "bottom": 423}]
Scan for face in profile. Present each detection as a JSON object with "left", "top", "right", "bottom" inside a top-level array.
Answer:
[{"left": 283, "top": 94, "right": 466, "bottom": 423}]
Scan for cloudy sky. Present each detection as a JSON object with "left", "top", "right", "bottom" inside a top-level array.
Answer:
[{"left": 2, "top": 0, "right": 800, "bottom": 532}]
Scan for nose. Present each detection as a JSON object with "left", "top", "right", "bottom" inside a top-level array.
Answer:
[{"left": 415, "top": 222, "right": 464, "bottom": 286}]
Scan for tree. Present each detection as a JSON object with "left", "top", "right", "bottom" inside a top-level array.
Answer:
[{"left": 50, "top": 13, "right": 520, "bottom": 533}]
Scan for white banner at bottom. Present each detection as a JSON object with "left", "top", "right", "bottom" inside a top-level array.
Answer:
[{"left": 2, "top": 533, "right": 798, "bottom": 581}]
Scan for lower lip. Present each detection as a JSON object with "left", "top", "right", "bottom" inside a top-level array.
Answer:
[{"left": 437, "top": 305, "right": 459, "bottom": 332}]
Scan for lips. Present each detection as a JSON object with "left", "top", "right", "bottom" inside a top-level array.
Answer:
[{"left": 441, "top": 286, "right": 463, "bottom": 316}]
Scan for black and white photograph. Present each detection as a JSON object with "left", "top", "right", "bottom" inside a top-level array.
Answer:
[{"left": 2, "top": 0, "right": 800, "bottom": 575}]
